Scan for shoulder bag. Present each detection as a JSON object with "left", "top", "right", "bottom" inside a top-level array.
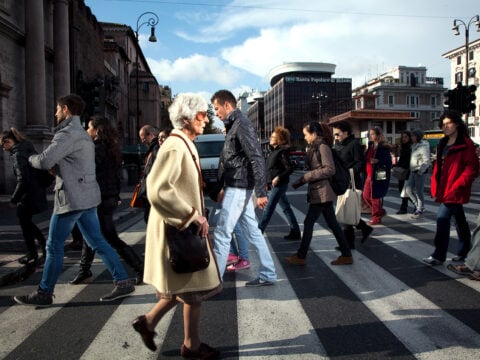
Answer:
[
  {"left": 164, "top": 133, "right": 210, "bottom": 274},
  {"left": 335, "top": 169, "right": 362, "bottom": 225}
]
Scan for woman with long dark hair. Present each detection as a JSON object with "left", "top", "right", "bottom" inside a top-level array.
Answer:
[
  {"left": 286, "top": 122, "right": 353, "bottom": 266},
  {"left": 395, "top": 131, "right": 412, "bottom": 214},
  {"left": 70, "top": 117, "right": 144, "bottom": 284},
  {"left": 1, "top": 128, "right": 48, "bottom": 265},
  {"left": 363, "top": 127, "right": 392, "bottom": 225},
  {"left": 423, "top": 110, "right": 479, "bottom": 266}
]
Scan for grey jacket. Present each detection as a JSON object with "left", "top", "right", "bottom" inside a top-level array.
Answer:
[{"left": 29, "top": 115, "right": 101, "bottom": 214}]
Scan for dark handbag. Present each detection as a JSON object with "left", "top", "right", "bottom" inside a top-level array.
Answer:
[
  {"left": 391, "top": 166, "right": 408, "bottom": 180},
  {"left": 165, "top": 222, "right": 210, "bottom": 273}
]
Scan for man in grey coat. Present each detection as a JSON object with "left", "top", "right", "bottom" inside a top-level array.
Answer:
[{"left": 14, "top": 94, "right": 134, "bottom": 307}]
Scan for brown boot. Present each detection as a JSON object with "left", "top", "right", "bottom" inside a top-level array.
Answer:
[
  {"left": 331, "top": 256, "right": 353, "bottom": 265},
  {"left": 284, "top": 254, "right": 306, "bottom": 265}
]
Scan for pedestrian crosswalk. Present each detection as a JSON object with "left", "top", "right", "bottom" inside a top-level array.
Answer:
[{"left": 0, "top": 189, "right": 479, "bottom": 359}]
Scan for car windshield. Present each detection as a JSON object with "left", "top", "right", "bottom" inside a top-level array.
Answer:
[{"left": 195, "top": 141, "right": 225, "bottom": 158}]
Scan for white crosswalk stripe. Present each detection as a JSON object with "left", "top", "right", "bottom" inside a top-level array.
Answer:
[{"left": 1, "top": 189, "right": 479, "bottom": 359}]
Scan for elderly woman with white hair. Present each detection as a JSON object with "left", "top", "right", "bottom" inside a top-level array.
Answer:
[
  {"left": 405, "top": 128, "right": 431, "bottom": 219},
  {"left": 131, "top": 93, "right": 221, "bottom": 359}
]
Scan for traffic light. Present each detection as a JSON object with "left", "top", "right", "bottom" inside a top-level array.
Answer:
[
  {"left": 444, "top": 88, "right": 460, "bottom": 112},
  {"left": 463, "top": 85, "right": 477, "bottom": 114}
]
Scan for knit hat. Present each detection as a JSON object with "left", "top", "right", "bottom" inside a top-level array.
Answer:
[{"left": 411, "top": 129, "right": 424, "bottom": 140}]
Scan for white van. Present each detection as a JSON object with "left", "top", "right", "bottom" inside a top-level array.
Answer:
[{"left": 194, "top": 133, "right": 225, "bottom": 186}]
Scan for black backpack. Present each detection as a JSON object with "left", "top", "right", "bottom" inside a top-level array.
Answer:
[{"left": 316, "top": 147, "right": 350, "bottom": 196}]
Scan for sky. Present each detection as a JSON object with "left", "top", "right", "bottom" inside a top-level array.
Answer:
[{"left": 85, "top": 0, "right": 480, "bottom": 100}]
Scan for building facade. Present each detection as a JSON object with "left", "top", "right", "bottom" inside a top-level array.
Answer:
[
  {"left": 351, "top": 66, "right": 445, "bottom": 134},
  {"left": 442, "top": 38, "right": 480, "bottom": 144}
]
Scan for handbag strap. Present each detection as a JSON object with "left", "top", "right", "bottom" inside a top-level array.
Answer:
[
  {"left": 169, "top": 133, "right": 205, "bottom": 216},
  {"left": 349, "top": 168, "right": 357, "bottom": 191}
]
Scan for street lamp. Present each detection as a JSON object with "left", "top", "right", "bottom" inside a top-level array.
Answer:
[
  {"left": 135, "top": 11, "right": 159, "bottom": 135},
  {"left": 452, "top": 15, "right": 480, "bottom": 87},
  {"left": 312, "top": 92, "right": 328, "bottom": 121}
]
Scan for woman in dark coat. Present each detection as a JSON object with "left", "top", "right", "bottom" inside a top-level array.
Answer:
[
  {"left": 363, "top": 127, "right": 392, "bottom": 225},
  {"left": 1, "top": 128, "right": 47, "bottom": 265},
  {"left": 395, "top": 131, "right": 412, "bottom": 214},
  {"left": 258, "top": 126, "right": 301, "bottom": 240},
  {"left": 70, "top": 117, "right": 144, "bottom": 284},
  {"left": 332, "top": 121, "right": 372, "bottom": 247}
]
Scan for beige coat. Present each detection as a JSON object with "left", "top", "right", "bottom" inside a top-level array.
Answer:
[
  {"left": 144, "top": 129, "right": 221, "bottom": 295},
  {"left": 302, "top": 139, "right": 336, "bottom": 204}
]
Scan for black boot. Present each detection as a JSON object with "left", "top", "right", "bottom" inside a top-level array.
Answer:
[
  {"left": 357, "top": 220, "right": 373, "bottom": 243},
  {"left": 70, "top": 242, "right": 95, "bottom": 284},
  {"left": 284, "top": 230, "right": 301, "bottom": 240},
  {"left": 119, "top": 246, "right": 144, "bottom": 284},
  {"left": 396, "top": 198, "right": 408, "bottom": 214}
]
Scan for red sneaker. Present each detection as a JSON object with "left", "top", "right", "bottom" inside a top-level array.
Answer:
[
  {"left": 226, "top": 259, "right": 251, "bottom": 271},
  {"left": 226, "top": 253, "right": 239, "bottom": 266}
]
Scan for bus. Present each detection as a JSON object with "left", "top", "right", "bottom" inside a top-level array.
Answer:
[{"left": 423, "top": 129, "right": 444, "bottom": 161}]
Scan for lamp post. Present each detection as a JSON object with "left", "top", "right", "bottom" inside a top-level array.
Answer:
[
  {"left": 452, "top": 15, "right": 480, "bottom": 87},
  {"left": 312, "top": 92, "right": 328, "bottom": 121},
  {"left": 135, "top": 11, "right": 158, "bottom": 136}
]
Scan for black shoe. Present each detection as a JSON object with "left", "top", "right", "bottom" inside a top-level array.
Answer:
[
  {"left": 361, "top": 226, "right": 373, "bottom": 243},
  {"left": 284, "top": 230, "right": 301, "bottom": 240},
  {"left": 396, "top": 208, "right": 407, "bottom": 214},
  {"left": 452, "top": 255, "right": 466, "bottom": 262},
  {"left": 422, "top": 256, "right": 444, "bottom": 266},
  {"left": 100, "top": 279, "right": 135, "bottom": 301},
  {"left": 18, "top": 254, "right": 37, "bottom": 265},
  {"left": 132, "top": 315, "right": 157, "bottom": 351},
  {"left": 14, "top": 289, "right": 54, "bottom": 307},
  {"left": 69, "top": 270, "right": 93, "bottom": 285}
]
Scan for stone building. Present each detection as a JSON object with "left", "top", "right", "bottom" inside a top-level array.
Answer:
[
  {"left": 351, "top": 66, "right": 445, "bottom": 133},
  {"left": 0, "top": 0, "right": 169, "bottom": 193}
]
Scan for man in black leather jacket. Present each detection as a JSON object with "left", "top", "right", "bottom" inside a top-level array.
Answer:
[{"left": 211, "top": 90, "right": 277, "bottom": 287}]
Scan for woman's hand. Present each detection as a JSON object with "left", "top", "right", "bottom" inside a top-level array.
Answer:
[{"left": 194, "top": 215, "right": 209, "bottom": 238}]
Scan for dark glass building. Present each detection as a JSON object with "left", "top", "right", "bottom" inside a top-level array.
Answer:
[{"left": 263, "top": 62, "right": 352, "bottom": 149}]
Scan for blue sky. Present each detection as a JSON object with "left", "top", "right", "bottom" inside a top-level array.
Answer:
[{"left": 85, "top": 0, "right": 479, "bottom": 99}]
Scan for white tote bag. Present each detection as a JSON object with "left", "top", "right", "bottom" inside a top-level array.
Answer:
[{"left": 335, "top": 169, "right": 362, "bottom": 225}]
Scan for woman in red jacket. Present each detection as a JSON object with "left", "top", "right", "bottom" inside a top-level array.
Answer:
[{"left": 423, "top": 110, "right": 479, "bottom": 266}]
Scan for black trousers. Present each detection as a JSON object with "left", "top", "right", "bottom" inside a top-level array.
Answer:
[{"left": 17, "top": 203, "right": 46, "bottom": 258}]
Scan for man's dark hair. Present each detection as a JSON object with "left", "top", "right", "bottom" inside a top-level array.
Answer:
[
  {"left": 331, "top": 120, "right": 352, "bottom": 135},
  {"left": 211, "top": 90, "right": 237, "bottom": 106},
  {"left": 439, "top": 110, "right": 468, "bottom": 137},
  {"left": 142, "top": 124, "right": 159, "bottom": 137},
  {"left": 57, "top": 94, "right": 85, "bottom": 116}
]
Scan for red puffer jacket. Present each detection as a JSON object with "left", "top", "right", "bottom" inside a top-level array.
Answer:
[{"left": 430, "top": 135, "right": 479, "bottom": 204}]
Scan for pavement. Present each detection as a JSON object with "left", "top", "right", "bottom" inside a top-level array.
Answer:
[{"left": 0, "top": 184, "right": 143, "bottom": 287}]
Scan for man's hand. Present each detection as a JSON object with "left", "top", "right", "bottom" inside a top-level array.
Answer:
[
  {"left": 291, "top": 177, "right": 305, "bottom": 189},
  {"left": 256, "top": 196, "right": 268, "bottom": 209}
]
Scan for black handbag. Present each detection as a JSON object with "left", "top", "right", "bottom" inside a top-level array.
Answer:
[{"left": 165, "top": 222, "right": 210, "bottom": 273}]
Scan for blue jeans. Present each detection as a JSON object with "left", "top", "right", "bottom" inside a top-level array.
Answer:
[
  {"left": 405, "top": 171, "right": 426, "bottom": 211},
  {"left": 298, "top": 202, "right": 351, "bottom": 258},
  {"left": 431, "top": 203, "right": 471, "bottom": 262},
  {"left": 40, "top": 207, "right": 129, "bottom": 293},
  {"left": 230, "top": 224, "right": 249, "bottom": 260},
  {"left": 213, "top": 187, "right": 276, "bottom": 281},
  {"left": 258, "top": 183, "right": 300, "bottom": 233}
]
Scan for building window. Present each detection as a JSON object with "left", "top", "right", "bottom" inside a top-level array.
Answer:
[
  {"left": 455, "top": 72, "right": 463, "bottom": 83},
  {"left": 430, "top": 112, "right": 438, "bottom": 121},
  {"left": 388, "top": 95, "right": 394, "bottom": 106},
  {"left": 457, "top": 56, "right": 462, "bottom": 65},
  {"left": 469, "top": 50, "right": 474, "bottom": 61},
  {"left": 406, "top": 95, "right": 418, "bottom": 107},
  {"left": 430, "top": 96, "right": 437, "bottom": 106}
]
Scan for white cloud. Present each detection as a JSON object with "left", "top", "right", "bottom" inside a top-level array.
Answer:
[{"left": 147, "top": 54, "right": 242, "bottom": 86}]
